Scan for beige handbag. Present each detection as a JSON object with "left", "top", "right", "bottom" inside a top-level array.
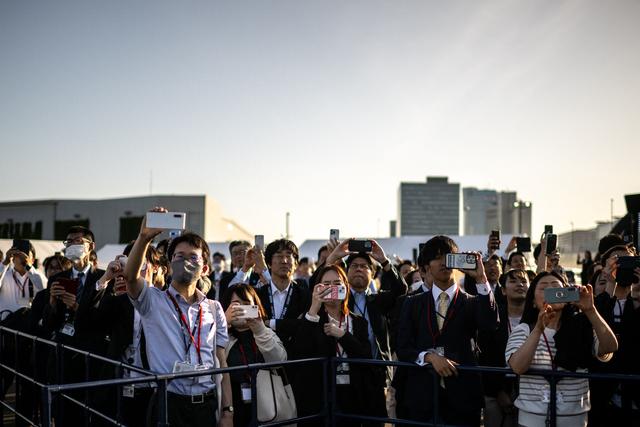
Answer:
[{"left": 257, "top": 368, "right": 297, "bottom": 426}]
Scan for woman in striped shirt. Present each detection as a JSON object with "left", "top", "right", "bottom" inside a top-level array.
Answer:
[{"left": 505, "top": 271, "right": 618, "bottom": 427}]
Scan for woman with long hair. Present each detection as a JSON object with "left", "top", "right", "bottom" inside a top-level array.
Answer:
[
  {"left": 294, "top": 264, "right": 386, "bottom": 426},
  {"left": 223, "top": 284, "right": 287, "bottom": 426},
  {"left": 505, "top": 271, "right": 617, "bottom": 427}
]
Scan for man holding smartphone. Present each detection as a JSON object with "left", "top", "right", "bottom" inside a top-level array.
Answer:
[
  {"left": 125, "top": 208, "right": 233, "bottom": 427},
  {"left": 0, "top": 239, "right": 46, "bottom": 316}
]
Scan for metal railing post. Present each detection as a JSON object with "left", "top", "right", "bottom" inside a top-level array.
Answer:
[
  {"left": 549, "top": 373, "right": 557, "bottom": 427},
  {"left": 83, "top": 353, "right": 90, "bottom": 426},
  {"left": 40, "top": 387, "right": 52, "bottom": 427},
  {"left": 156, "top": 378, "right": 169, "bottom": 427},
  {"left": 323, "top": 358, "right": 330, "bottom": 427},
  {"left": 329, "top": 358, "right": 336, "bottom": 427},
  {"left": 115, "top": 365, "right": 123, "bottom": 424},
  {"left": 250, "top": 366, "right": 258, "bottom": 427}
]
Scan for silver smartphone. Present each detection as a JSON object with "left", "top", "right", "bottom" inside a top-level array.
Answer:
[
  {"left": 146, "top": 212, "right": 186, "bottom": 230},
  {"left": 237, "top": 304, "right": 260, "bottom": 319},
  {"left": 544, "top": 287, "right": 579, "bottom": 304},
  {"left": 330, "top": 229, "right": 340, "bottom": 241},
  {"left": 255, "top": 235, "right": 265, "bottom": 251},
  {"left": 445, "top": 253, "right": 477, "bottom": 270}
]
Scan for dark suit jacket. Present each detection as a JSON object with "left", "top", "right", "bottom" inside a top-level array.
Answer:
[
  {"left": 208, "top": 270, "right": 261, "bottom": 307},
  {"left": 293, "top": 310, "right": 386, "bottom": 421},
  {"left": 256, "top": 281, "right": 311, "bottom": 351},
  {"left": 42, "top": 267, "right": 107, "bottom": 354},
  {"left": 347, "top": 265, "right": 407, "bottom": 361},
  {"left": 396, "top": 287, "right": 497, "bottom": 420}
]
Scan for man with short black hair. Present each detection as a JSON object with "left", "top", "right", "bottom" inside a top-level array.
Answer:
[
  {"left": 0, "top": 240, "right": 46, "bottom": 315},
  {"left": 397, "top": 235, "right": 497, "bottom": 426},
  {"left": 255, "top": 238, "right": 311, "bottom": 350},
  {"left": 125, "top": 208, "right": 233, "bottom": 427}
]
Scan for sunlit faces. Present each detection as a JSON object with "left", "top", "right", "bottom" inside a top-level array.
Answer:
[
  {"left": 171, "top": 242, "right": 208, "bottom": 277},
  {"left": 230, "top": 292, "right": 254, "bottom": 329},
  {"left": 319, "top": 269, "right": 348, "bottom": 308},
  {"left": 270, "top": 250, "right": 297, "bottom": 280},
  {"left": 231, "top": 244, "right": 249, "bottom": 269},
  {"left": 426, "top": 255, "right": 453, "bottom": 284},
  {"left": 347, "top": 257, "right": 372, "bottom": 292},
  {"left": 509, "top": 254, "right": 526, "bottom": 271},
  {"left": 485, "top": 258, "right": 503, "bottom": 283},
  {"left": 534, "top": 276, "right": 565, "bottom": 311},
  {"left": 502, "top": 272, "right": 529, "bottom": 302}
]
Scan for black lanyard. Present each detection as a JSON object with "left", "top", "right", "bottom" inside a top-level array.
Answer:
[
  {"left": 268, "top": 284, "right": 293, "bottom": 319},
  {"left": 11, "top": 271, "right": 29, "bottom": 298},
  {"left": 166, "top": 292, "right": 203, "bottom": 365},
  {"left": 351, "top": 291, "right": 368, "bottom": 318}
]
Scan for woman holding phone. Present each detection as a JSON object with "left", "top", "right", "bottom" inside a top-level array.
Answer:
[
  {"left": 222, "top": 284, "right": 287, "bottom": 426},
  {"left": 505, "top": 271, "right": 617, "bottom": 427},
  {"left": 294, "top": 264, "right": 386, "bottom": 426}
]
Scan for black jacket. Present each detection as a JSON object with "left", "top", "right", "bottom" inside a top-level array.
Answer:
[
  {"left": 256, "top": 280, "right": 311, "bottom": 351},
  {"left": 396, "top": 287, "right": 497, "bottom": 420},
  {"left": 347, "top": 265, "right": 407, "bottom": 361},
  {"left": 293, "top": 310, "right": 386, "bottom": 424},
  {"left": 42, "top": 267, "right": 107, "bottom": 354}
]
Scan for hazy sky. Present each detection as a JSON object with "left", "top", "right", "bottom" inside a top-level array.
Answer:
[{"left": 1, "top": 0, "right": 639, "bottom": 243}]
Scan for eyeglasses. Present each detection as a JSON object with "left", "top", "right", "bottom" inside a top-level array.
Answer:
[
  {"left": 231, "top": 249, "right": 247, "bottom": 257},
  {"left": 349, "top": 263, "right": 371, "bottom": 271},
  {"left": 62, "top": 238, "right": 92, "bottom": 247},
  {"left": 172, "top": 254, "right": 203, "bottom": 264}
]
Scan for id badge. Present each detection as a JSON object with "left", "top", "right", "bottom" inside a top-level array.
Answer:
[
  {"left": 541, "top": 385, "right": 550, "bottom": 403},
  {"left": 60, "top": 323, "right": 75, "bottom": 336},
  {"left": 173, "top": 361, "right": 195, "bottom": 373},
  {"left": 194, "top": 364, "right": 209, "bottom": 384},
  {"left": 336, "top": 363, "right": 350, "bottom": 385},
  {"left": 241, "top": 383, "right": 252, "bottom": 403},
  {"left": 123, "top": 385, "right": 135, "bottom": 398}
]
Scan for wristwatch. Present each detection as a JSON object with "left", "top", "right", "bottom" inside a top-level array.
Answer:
[
  {"left": 222, "top": 405, "right": 234, "bottom": 414},
  {"left": 380, "top": 259, "right": 390, "bottom": 269}
]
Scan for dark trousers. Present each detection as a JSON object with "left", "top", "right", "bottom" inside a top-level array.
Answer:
[
  {"left": 121, "top": 387, "right": 155, "bottom": 427},
  {"left": 405, "top": 386, "right": 481, "bottom": 427},
  {"left": 166, "top": 391, "right": 218, "bottom": 427}
]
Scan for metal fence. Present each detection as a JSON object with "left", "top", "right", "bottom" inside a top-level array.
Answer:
[{"left": 1, "top": 326, "right": 639, "bottom": 427}]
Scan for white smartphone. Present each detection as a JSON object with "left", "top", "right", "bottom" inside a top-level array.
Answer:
[
  {"left": 237, "top": 304, "right": 260, "bottom": 319},
  {"left": 146, "top": 212, "right": 186, "bottom": 230},
  {"left": 330, "top": 229, "right": 340, "bottom": 241},
  {"left": 255, "top": 235, "right": 265, "bottom": 251}
]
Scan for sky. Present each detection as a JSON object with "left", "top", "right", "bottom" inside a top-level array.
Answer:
[{"left": 1, "top": 0, "right": 639, "bottom": 244}]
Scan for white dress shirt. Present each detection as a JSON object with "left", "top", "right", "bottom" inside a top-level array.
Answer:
[{"left": 0, "top": 264, "right": 46, "bottom": 315}]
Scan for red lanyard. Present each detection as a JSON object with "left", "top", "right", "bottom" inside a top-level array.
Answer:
[
  {"left": 335, "top": 315, "right": 349, "bottom": 357},
  {"left": 426, "top": 288, "right": 459, "bottom": 342},
  {"left": 166, "top": 292, "right": 203, "bottom": 365},
  {"left": 541, "top": 331, "right": 556, "bottom": 370},
  {"left": 12, "top": 271, "right": 28, "bottom": 298}
]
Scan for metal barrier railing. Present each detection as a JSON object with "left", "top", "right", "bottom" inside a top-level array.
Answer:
[{"left": 2, "top": 325, "right": 640, "bottom": 427}]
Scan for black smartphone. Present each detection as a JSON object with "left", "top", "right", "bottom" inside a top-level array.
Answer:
[
  {"left": 12, "top": 239, "right": 31, "bottom": 256},
  {"left": 412, "top": 248, "right": 418, "bottom": 264},
  {"left": 490, "top": 230, "right": 500, "bottom": 250},
  {"left": 348, "top": 239, "right": 373, "bottom": 253},
  {"left": 544, "top": 225, "right": 553, "bottom": 235},
  {"left": 545, "top": 234, "right": 558, "bottom": 255},
  {"left": 616, "top": 256, "right": 640, "bottom": 286},
  {"left": 516, "top": 237, "right": 532, "bottom": 253}
]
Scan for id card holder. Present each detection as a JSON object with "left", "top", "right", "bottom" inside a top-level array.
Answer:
[
  {"left": 60, "top": 323, "right": 75, "bottom": 337},
  {"left": 541, "top": 385, "right": 550, "bottom": 403},
  {"left": 173, "top": 361, "right": 194, "bottom": 373},
  {"left": 194, "top": 364, "right": 209, "bottom": 384},
  {"left": 241, "top": 382, "right": 252, "bottom": 403},
  {"left": 123, "top": 385, "right": 135, "bottom": 398},
  {"left": 336, "top": 362, "right": 350, "bottom": 385}
]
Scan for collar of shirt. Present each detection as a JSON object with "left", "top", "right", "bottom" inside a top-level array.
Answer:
[
  {"left": 72, "top": 264, "right": 91, "bottom": 279},
  {"left": 421, "top": 283, "right": 430, "bottom": 293},
  {"left": 10, "top": 266, "right": 28, "bottom": 281},
  {"left": 431, "top": 282, "right": 457, "bottom": 304},
  {"left": 270, "top": 281, "right": 291, "bottom": 296},
  {"left": 167, "top": 284, "right": 206, "bottom": 306}
]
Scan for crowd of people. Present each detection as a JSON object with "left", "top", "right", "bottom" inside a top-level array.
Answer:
[{"left": 0, "top": 206, "right": 639, "bottom": 427}]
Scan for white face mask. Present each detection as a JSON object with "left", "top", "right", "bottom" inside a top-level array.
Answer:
[
  {"left": 411, "top": 281, "right": 425, "bottom": 291},
  {"left": 65, "top": 244, "right": 87, "bottom": 261},
  {"left": 212, "top": 262, "right": 223, "bottom": 272}
]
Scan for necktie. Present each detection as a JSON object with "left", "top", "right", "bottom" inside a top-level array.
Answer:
[
  {"left": 437, "top": 292, "right": 450, "bottom": 331},
  {"left": 76, "top": 272, "right": 85, "bottom": 300}
]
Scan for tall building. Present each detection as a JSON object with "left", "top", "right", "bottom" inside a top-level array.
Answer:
[
  {"left": 463, "top": 187, "right": 532, "bottom": 236},
  {"left": 398, "top": 176, "right": 460, "bottom": 236}
]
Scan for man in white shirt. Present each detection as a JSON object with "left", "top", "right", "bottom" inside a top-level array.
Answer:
[{"left": 0, "top": 240, "right": 46, "bottom": 317}]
